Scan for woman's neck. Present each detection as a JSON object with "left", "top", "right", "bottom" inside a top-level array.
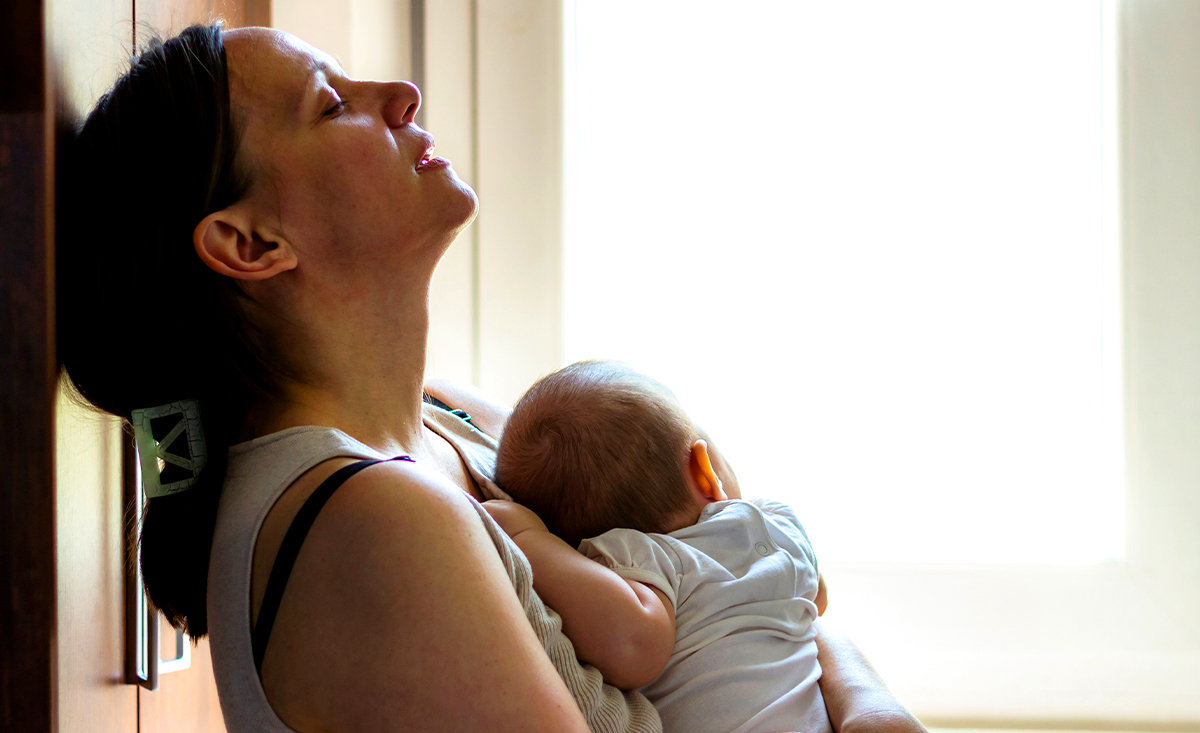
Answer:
[{"left": 246, "top": 269, "right": 435, "bottom": 456}]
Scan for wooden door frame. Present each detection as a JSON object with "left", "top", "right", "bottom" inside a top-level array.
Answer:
[{"left": 0, "top": 0, "right": 57, "bottom": 731}]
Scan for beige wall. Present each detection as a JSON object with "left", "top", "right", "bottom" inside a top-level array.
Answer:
[{"left": 271, "top": 0, "right": 411, "bottom": 81}]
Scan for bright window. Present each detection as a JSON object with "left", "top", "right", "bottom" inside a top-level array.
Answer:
[{"left": 564, "top": 0, "right": 1121, "bottom": 564}]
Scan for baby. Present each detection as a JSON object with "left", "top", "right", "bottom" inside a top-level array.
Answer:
[{"left": 484, "top": 360, "right": 831, "bottom": 733}]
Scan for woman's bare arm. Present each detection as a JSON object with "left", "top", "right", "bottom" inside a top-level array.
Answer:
[
  {"left": 815, "top": 620, "right": 927, "bottom": 733},
  {"left": 257, "top": 461, "right": 590, "bottom": 733}
]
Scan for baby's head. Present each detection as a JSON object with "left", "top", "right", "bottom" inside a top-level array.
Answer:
[{"left": 495, "top": 360, "right": 727, "bottom": 547}]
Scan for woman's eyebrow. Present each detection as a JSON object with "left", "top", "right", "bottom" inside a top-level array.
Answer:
[
  {"left": 298, "top": 65, "right": 335, "bottom": 115},
  {"left": 312, "top": 57, "right": 348, "bottom": 81}
]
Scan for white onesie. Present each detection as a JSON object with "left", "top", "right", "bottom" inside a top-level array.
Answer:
[{"left": 580, "top": 498, "right": 831, "bottom": 733}]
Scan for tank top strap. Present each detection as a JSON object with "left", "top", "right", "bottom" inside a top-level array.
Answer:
[{"left": 250, "top": 455, "right": 414, "bottom": 675}]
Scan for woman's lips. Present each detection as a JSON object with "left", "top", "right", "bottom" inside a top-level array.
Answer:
[
  {"left": 415, "top": 140, "right": 435, "bottom": 170},
  {"left": 416, "top": 156, "right": 450, "bottom": 172}
]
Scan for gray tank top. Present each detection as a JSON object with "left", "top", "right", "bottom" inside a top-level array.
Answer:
[{"left": 207, "top": 403, "right": 662, "bottom": 733}]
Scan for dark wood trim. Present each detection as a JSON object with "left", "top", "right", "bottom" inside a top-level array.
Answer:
[
  {"left": 123, "top": 434, "right": 143, "bottom": 688},
  {"left": 0, "top": 0, "right": 45, "bottom": 113},
  {"left": 0, "top": 0, "right": 55, "bottom": 730},
  {"left": 0, "top": 116, "right": 57, "bottom": 733}
]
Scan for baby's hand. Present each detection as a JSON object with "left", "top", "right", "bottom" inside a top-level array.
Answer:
[{"left": 482, "top": 500, "right": 549, "bottom": 540}]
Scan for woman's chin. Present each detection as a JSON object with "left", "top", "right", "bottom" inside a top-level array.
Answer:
[
  {"left": 422, "top": 187, "right": 478, "bottom": 256},
  {"left": 448, "top": 178, "right": 480, "bottom": 231}
]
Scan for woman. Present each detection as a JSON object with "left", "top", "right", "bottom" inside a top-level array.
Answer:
[{"left": 57, "top": 23, "right": 924, "bottom": 733}]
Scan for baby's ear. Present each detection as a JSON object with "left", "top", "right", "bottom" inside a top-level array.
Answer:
[{"left": 688, "top": 439, "right": 728, "bottom": 502}]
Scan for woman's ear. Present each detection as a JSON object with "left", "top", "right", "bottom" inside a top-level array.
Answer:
[
  {"left": 689, "top": 439, "right": 728, "bottom": 502},
  {"left": 193, "top": 205, "right": 297, "bottom": 281}
]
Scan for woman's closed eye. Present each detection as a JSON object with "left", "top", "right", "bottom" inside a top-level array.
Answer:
[{"left": 322, "top": 99, "right": 345, "bottom": 118}]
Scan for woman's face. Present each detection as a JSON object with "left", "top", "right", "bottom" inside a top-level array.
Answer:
[{"left": 222, "top": 28, "right": 477, "bottom": 279}]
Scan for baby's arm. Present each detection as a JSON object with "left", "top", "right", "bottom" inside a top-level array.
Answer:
[{"left": 482, "top": 500, "right": 676, "bottom": 690}]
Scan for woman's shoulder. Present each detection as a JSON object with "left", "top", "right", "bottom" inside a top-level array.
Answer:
[
  {"left": 221, "top": 425, "right": 388, "bottom": 515},
  {"left": 304, "top": 456, "right": 491, "bottom": 540},
  {"left": 245, "top": 451, "right": 496, "bottom": 628},
  {"left": 277, "top": 459, "right": 507, "bottom": 620},
  {"left": 210, "top": 430, "right": 450, "bottom": 733},
  {"left": 252, "top": 457, "right": 599, "bottom": 732}
]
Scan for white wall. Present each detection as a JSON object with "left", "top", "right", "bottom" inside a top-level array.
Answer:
[
  {"left": 474, "top": 0, "right": 564, "bottom": 403},
  {"left": 1122, "top": 0, "right": 1200, "bottom": 631}
]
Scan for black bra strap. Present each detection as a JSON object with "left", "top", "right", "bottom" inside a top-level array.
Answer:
[
  {"left": 422, "top": 392, "right": 454, "bottom": 411},
  {"left": 423, "top": 392, "right": 475, "bottom": 425},
  {"left": 252, "top": 456, "right": 414, "bottom": 675}
]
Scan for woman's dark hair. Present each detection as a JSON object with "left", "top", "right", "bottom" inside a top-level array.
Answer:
[{"left": 57, "top": 23, "right": 272, "bottom": 637}]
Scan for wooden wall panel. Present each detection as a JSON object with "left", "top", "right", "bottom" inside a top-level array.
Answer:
[
  {"left": 243, "top": 0, "right": 269, "bottom": 28},
  {"left": 135, "top": 0, "right": 269, "bottom": 40},
  {"left": 0, "top": 110, "right": 57, "bottom": 733},
  {"left": 55, "top": 387, "right": 137, "bottom": 733},
  {"left": 6, "top": 0, "right": 263, "bottom": 731},
  {"left": 49, "top": 0, "right": 131, "bottom": 126},
  {"left": 47, "top": 0, "right": 139, "bottom": 731},
  {"left": 139, "top": 633, "right": 228, "bottom": 733},
  {"left": 137, "top": 0, "right": 241, "bottom": 39},
  {"left": 7, "top": 0, "right": 273, "bottom": 729},
  {"left": 1, "top": 0, "right": 56, "bottom": 729}
]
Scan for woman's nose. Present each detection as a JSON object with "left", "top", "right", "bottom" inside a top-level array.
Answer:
[{"left": 381, "top": 81, "right": 421, "bottom": 128}]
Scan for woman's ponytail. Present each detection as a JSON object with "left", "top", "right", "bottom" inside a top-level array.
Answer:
[{"left": 58, "top": 24, "right": 268, "bottom": 638}]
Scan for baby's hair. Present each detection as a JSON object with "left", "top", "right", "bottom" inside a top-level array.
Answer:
[{"left": 495, "top": 360, "right": 697, "bottom": 547}]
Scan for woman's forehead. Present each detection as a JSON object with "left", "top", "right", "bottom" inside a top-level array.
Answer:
[{"left": 223, "top": 28, "right": 341, "bottom": 115}]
